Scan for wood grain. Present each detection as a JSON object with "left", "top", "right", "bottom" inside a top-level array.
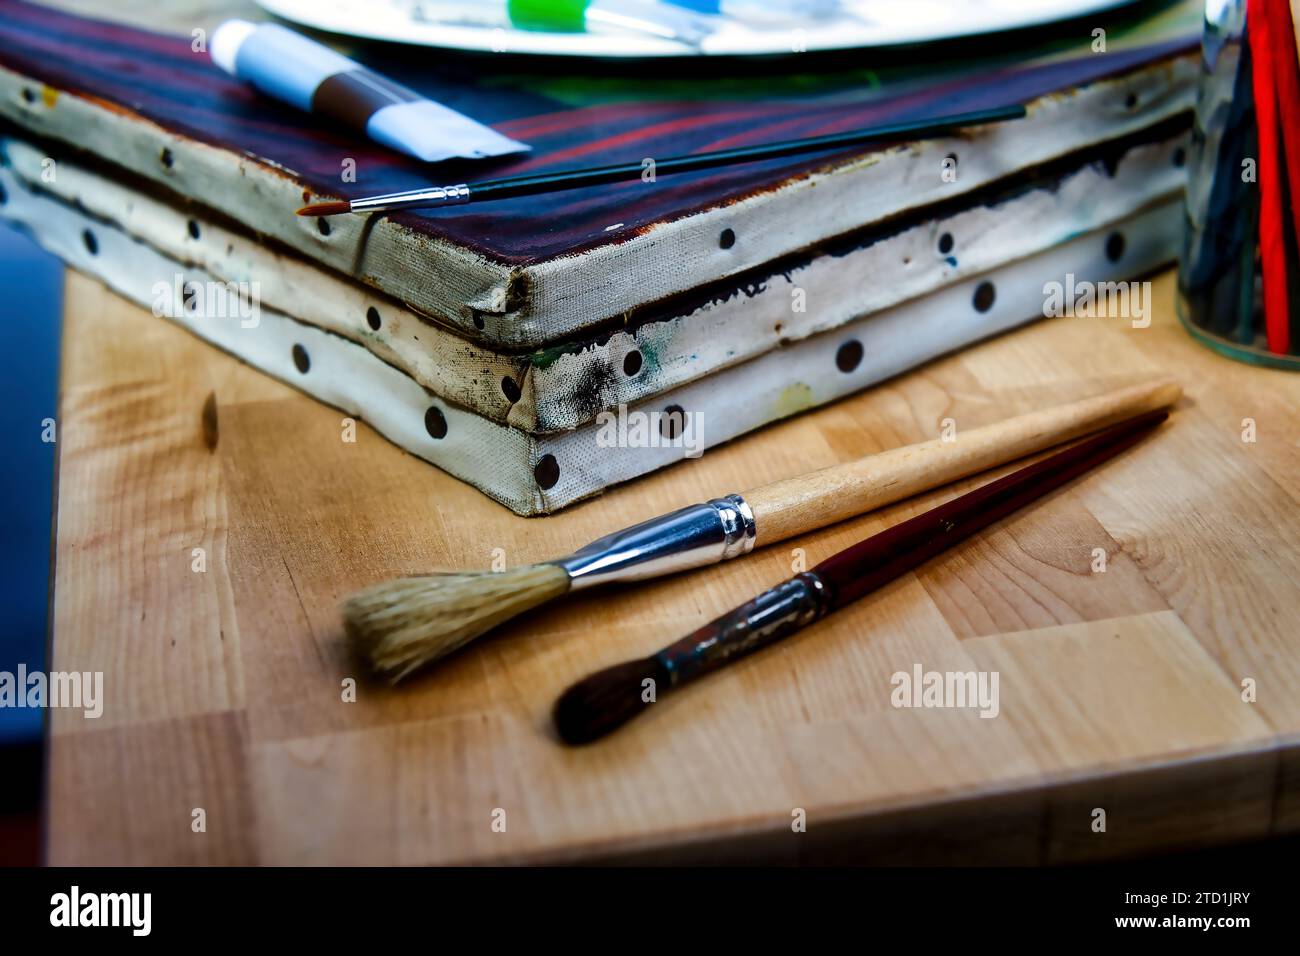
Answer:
[{"left": 47, "top": 268, "right": 1300, "bottom": 864}]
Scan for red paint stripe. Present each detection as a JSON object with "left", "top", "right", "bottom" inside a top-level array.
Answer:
[
  {"left": 1248, "top": 0, "right": 1290, "bottom": 355},
  {"left": 687, "top": 99, "right": 884, "bottom": 153},
  {"left": 794, "top": 95, "right": 955, "bottom": 139},
  {"left": 499, "top": 99, "right": 731, "bottom": 139},
  {"left": 693, "top": 69, "right": 1023, "bottom": 152},
  {"left": 2, "top": 0, "right": 200, "bottom": 59},
  {"left": 690, "top": 115, "right": 832, "bottom": 153},
  {"left": 0, "top": 24, "right": 218, "bottom": 89},
  {"left": 504, "top": 108, "right": 779, "bottom": 174}
]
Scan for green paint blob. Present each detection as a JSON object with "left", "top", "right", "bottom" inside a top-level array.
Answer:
[{"left": 508, "top": 0, "right": 588, "bottom": 32}]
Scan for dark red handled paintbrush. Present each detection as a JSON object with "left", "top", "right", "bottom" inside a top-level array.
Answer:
[{"left": 554, "top": 408, "right": 1169, "bottom": 745}]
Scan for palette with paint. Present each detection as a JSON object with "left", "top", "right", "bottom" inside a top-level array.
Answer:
[{"left": 258, "top": 0, "right": 1144, "bottom": 59}]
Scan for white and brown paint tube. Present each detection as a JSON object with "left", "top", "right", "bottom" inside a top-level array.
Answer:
[{"left": 209, "top": 19, "right": 528, "bottom": 163}]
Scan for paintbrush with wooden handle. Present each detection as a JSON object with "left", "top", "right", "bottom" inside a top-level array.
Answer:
[{"left": 344, "top": 379, "right": 1180, "bottom": 680}]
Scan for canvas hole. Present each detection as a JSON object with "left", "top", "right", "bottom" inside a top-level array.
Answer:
[
  {"left": 660, "top": 405, "right": 686, "bottom": 440},
  {"left": 425, "top": 406, "right": 448, "bottom": 440},
  {"left": 836, "top": 340, "right": 863, "bottom": 373},
  {"left": 535, "top": 454, "right": 560, "bottom": 490},
  {"left": 1105, "top": 231, "right": 1126, "bottom": 263}
]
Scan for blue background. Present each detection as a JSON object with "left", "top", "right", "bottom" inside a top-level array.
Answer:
[{"left": 0, "top": 221, "right": 61, "bottom": 747}]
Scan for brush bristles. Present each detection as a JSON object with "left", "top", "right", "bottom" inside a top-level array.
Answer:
[
  {"left": 297, "top": 201, "right": 351, "bottom": 217},
  {"left": 343, "top": 563, "right": 571, "bottom": 680},
  {"left": 554, "top": 658, "right": 665, "bottom": 745}
]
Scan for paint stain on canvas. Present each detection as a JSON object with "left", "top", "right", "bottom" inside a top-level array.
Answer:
[{"left": 775, "top": 382, "right": 815, "bottom": 417}]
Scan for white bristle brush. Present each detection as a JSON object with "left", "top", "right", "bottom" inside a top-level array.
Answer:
[{"left": 344, "top": 379, "right": 1181, "bottom": 680}]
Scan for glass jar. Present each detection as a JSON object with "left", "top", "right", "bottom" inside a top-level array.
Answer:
[{"left": 1178, "top": 0, "right": 1300, "bottom": 369}]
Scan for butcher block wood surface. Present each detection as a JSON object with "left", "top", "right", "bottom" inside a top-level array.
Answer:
[{"left": 46, "top": 268, "right": 1300, "bottom": 865}]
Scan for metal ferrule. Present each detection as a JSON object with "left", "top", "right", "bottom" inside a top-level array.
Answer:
[
  {"left": 351, "top": 183, "right": 471, "bottom": 214},
  {"left": 654, "top": 572, "right": 832, "bottom": 687},
  {"left": 553, "top": 494, "right": 756, "bottom": 591}
]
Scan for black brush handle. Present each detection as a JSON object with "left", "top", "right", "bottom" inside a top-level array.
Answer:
[{"left": 654, "top": 572, "right": 831, "bottom": 687}]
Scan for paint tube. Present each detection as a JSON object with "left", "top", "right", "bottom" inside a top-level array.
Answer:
[{"left": 209, "top": 20, "right": 528, "bottom": 163}]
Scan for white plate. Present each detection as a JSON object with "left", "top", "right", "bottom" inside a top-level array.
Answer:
[{"left": 256, "top": 0, "right": 1141, "bottom": 58}]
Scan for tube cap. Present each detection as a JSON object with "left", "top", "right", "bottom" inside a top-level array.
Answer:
[{"left": 210, "top": 19, "right": 258, "bottom": 75}]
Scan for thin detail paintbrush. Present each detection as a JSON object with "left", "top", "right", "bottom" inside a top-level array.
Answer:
[
  {"left": 554, "top": 408, "right": 1170, "bottom": 745},
  {"left": 298, "top": 104, "right": 1027, "bottom": 216},
  {"left": 343, "top": 380, "right": 1179, "bottom": 680}
]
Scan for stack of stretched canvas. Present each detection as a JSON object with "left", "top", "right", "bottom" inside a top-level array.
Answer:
[{"left": 0, "top": 0, "right": 1200, "bottom": 513}]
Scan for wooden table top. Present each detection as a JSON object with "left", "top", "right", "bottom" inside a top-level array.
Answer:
[{"left": 46, "top": 267, "right": 1300, "bottom": 864}]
